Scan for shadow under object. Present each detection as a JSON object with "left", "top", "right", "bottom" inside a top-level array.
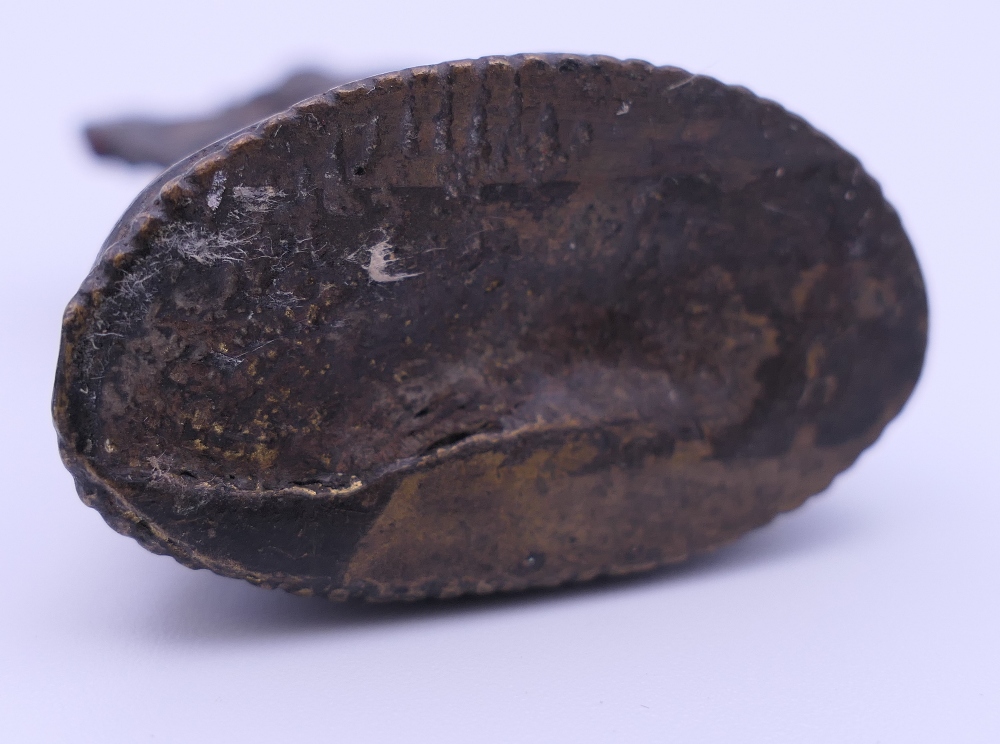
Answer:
[{"left": 55, "top": 54, "right": 928, "bottom": 601}]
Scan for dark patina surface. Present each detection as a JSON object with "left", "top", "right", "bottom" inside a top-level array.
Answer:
[{"left": 54, "top": 55, "right": 927, "bottom": 600}]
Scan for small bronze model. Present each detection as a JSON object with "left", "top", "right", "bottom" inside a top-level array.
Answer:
[{"left": 55, "top": 55, "right": 927, "bottom": 600}]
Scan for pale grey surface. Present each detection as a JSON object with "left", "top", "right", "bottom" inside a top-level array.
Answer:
[{"left": 1, "top": 1, "right": 997, "bottom": 741}]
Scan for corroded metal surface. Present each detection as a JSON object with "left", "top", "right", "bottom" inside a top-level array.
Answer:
[{"left": 54, "top": 54, "right": 928, "bottom": 600}]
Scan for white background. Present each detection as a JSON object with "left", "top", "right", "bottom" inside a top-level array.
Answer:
[{"left": 1, "top": 1, "right": 997, "bottom": 741}]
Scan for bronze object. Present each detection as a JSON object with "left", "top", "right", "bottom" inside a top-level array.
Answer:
[{"left": 55, "top": 55, "right": 928, "bottom": 600}]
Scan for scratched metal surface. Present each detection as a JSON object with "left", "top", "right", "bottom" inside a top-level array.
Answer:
[
  {"left": 2, "top": 2, "right": 997, "bottom": 742},
  {"left": 55, "top": 56, "right": 924, "bottom": 600}
]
